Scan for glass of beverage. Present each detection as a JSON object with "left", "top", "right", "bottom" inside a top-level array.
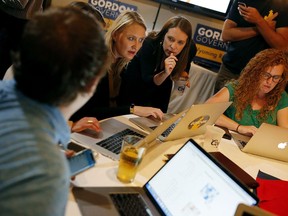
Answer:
[
  {"left": 203, "top": 125, "right": 225, "bottom": 152},
  {"left": 173, "top": 76, "right": 189, "bottom": 96},
  {"left": 117, "top": 135, "right": 146, "bottom": 183}
]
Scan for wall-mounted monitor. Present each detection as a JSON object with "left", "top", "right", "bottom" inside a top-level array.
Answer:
[{"left": 153, "top": 0, "right": 234, "bottom": 20}]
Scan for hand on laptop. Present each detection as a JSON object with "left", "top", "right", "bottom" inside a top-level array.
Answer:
[
  {"left": 237, "top": 125, "right": 258, "bottom": 136},
  {"left": 71, "top": 117, "right": 102, "bottom": 133},
  {"left": 133, "top": 106, "right": 164, "bottom": 120}
]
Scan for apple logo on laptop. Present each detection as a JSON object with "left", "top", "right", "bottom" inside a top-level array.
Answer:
[{"left": 277, "top": 142, "right": 288, "bottom": 150}]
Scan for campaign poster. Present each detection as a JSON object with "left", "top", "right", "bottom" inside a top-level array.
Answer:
[
  {"left": 193, "top": 24, "right": 229, "bottom": 70},
  {"left": 89, "top": 0, "right": 138, "bottom": 29}
]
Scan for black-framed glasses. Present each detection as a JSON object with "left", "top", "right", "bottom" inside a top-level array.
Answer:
[{"left": 262, "top": 72, "right": 282, "bottom": 83}]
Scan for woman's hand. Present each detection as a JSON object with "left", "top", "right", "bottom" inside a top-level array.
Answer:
[
  {"left": 153, "top": 53, "right": 179, "bottom": 85},
  {"left": 180, "top": 71, "right": 190, "bottom": 88},
  {"left": 164, "top": 53, "right": 178, "bottom": 75},
  {"left": 237, "top": 125, "right": 258, "bottom": 136},
  {"left": 134, "top": 106, "right": 164, "bottom": 120},
  {"left": 71, "top": 117, "right": 101, "bottom": 133}
]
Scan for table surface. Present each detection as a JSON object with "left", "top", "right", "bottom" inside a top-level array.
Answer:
[{"left": 66, "top": 115, "right": 288, "bottom": 216}]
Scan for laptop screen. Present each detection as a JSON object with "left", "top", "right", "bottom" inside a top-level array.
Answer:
[{"left": 144, "top": 139, "right": 258, "bottom": 216}]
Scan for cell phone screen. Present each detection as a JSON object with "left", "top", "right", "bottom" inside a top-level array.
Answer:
[{"left": 68, "top": 149, "right": 96, "bottom": 176}]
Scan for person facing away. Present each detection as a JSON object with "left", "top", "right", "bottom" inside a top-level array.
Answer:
[
  {"left": 214, "top": 0, "right": 288, "bottom": 93},
  {"left": 1, "top": 1, "right": 107, "bottom": 133},
  {"left": 70, "top": 10, "right": 164, "bottom": 125},
  {"left": 119, "top": 15, "right": 197, "bottom": 113},
  {"left": 206, "top": 48, "right": 288, "bottom": 136},
  {"left": 0, "top": 7, "right": 108, "bottom": 216}
]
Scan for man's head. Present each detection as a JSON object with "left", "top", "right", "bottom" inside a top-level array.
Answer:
[{"left": 13, "top": 7, "right": 108, "bottom": 106}]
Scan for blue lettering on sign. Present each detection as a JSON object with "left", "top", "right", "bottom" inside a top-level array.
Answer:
[
  {"left": 193, "top": 24, "right": 229, "bottom": 51},
  {"left": 89, "top": 0, "right": 137, "bottom": 20}
]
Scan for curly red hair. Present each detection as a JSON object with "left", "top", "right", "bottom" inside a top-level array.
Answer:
[{"left": 232, "top": 48, "right": 288, "bottom": 122}]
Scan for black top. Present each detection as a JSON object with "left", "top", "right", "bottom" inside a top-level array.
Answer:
[
  {"left": 70, "top": 74, "right": 130, "bottom": 121},
  {"left": 119, "top": 37, "right": 197, "bottom": 112},
  {"left": 222, "top": 0, "right": 288, "bottom": 74}
]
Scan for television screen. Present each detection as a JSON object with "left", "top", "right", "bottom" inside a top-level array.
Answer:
[{"left": 154, "top": 0, "right": 234, "bottom": 20}]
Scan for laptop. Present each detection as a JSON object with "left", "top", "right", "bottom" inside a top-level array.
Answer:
[
  {"left": 232, "top": 123, "right": 288, "bottom": 162},
  {"left": 70, "top": 112, "right": 188, "bottom": 161},
  {"left": 130, "top": 102, "right": 232, "bottom": 142},
  {"left": 72, "top": 139, "right": 258, "bottom": 216},
  {"left": 234, "top": 203, "right": 276, "bottom": 216}
]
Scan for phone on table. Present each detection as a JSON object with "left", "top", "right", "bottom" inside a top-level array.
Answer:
[
  {"left": 68, "top": 141, "right": 87, "bottom": 153},
  {"left": 68, "top": 149, "right": 96, "bottom": 176},
  {"left": 238, "top": 1, "right": 246, "bottom": 7}
]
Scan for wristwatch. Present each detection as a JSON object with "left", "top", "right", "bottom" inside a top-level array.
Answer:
[{"left": 130, "top": 104, "right": 135, "bottom": 114}]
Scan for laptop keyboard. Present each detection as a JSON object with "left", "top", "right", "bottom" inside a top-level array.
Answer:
[
  {"left": 149, "top": 123, "right": 177, "bottom": 138},
  {"left": 110, "top": 193, "right": 152, "bottom": 216},
  {"left": 161, "top": 123, "right": 177, "bottom": 137},
  {"left": 95, "top": 128, "right": 145, "bottom": 154}
]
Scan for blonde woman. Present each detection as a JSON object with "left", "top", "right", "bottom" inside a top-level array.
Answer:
[{"left": 70, "top": 11, "right": 163, "bottom": 129}]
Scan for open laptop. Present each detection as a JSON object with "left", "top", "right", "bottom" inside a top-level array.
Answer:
[
  {"left": 130, "top": 102, "right": 232, "bottom": 142},
  {"left": 72, "top": 139, "right": 258, "bottom": 216},
  {"left": 70, "top": 111, "right": 188, "bottom": 160},
  {"left": 232, "top": 123, "right": 288, "bottom": 162}
]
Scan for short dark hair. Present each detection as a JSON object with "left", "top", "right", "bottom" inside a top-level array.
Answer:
[{"left": 13, "top": 7, "right": 108, "bottom": 106}]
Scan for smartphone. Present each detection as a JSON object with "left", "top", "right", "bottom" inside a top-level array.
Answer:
[
  {"left": 238, "top": 2, "right": 246, "bottom": 7},
  {"left": 67, "top": 141, "right": 87, "bottom": 153},
  {"left": 68, "top": 149, "right": 96, "bottom": 176}
]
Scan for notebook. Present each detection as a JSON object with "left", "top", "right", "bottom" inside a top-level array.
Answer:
[
  {"left": 130, "top": 102, "right": 232, "bottom": 142},
  {"left": 72, "top": 139, "right": 258, "bottom": 216},
  {"left": 232, "top": 123, "right": 288, "bottom": 162},
  {"left": 70, "top": 112, "right": 187, "bottom": 161}
]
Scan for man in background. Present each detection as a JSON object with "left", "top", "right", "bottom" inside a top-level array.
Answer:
[
  {"left": 214, "top": 0, "right": 288, "bottom": 93},
  {"left": 0, "top": 0, "right": 51, "bottom": 79},
  {"left": 0, "top": 6, "right": 108, "bottom": 215}
]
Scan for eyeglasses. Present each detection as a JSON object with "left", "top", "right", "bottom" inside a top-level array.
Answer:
[{"left": 262, "top": 72, "right": 283, "bottom": 83}]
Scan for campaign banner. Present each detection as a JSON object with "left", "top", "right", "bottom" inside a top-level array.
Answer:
[
  {"left": 89, "top": 0, "right": 137, "bottom": 29},
  {"left": 193, "top": 24, "right": 229, "bottom": 70}
]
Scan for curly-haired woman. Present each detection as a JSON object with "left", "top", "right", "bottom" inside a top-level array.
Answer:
[{"left": 206, "top": 48, "right": 288, "bottom": 136}]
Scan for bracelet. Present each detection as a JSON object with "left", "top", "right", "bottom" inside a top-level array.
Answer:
[{"left": 236, "top": 124, "right": 241, "bottom": 132}]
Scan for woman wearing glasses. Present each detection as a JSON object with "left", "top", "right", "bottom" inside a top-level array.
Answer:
[{"left": 206, "top": 48, "right": 288, "bottom": 136}]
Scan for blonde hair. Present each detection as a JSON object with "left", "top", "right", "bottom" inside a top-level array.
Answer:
[
  {"left": 233, "top": 48, "right": 288, "bottom": 122},
  {"left": 105, "top": 10, "right": 146, "bottom": 76}
]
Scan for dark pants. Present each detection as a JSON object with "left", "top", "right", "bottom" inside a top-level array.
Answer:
[{"left": 214, "top": 63, "right": 240, "bottom": 94}]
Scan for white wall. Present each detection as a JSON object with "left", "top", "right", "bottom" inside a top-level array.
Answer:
[{"left": 51, "top": 0, "right": 224, "bottom": 34}]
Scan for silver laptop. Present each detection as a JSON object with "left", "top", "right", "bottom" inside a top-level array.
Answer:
[
  {"left": 70, "top": 118, "right": 148, "bottom": 160},
  {"left": 130, "top": 102, "right": 232, "bottom": 142},
  {"left": 72, "top": 139, "right": 258, "bottom": 216},
  {"left": 232, "top": 123, "right": 288, "bottom": 162},
  {"left": 70, "top": 112, "right": 185, "bottom": 160}
]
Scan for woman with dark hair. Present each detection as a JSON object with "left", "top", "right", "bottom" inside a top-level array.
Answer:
[
  {"left": 206, "top": 48, "right": 288, "bottom": 136},
  {"left": 119, "top": 15, "right": 197, "bottom": 112}
]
